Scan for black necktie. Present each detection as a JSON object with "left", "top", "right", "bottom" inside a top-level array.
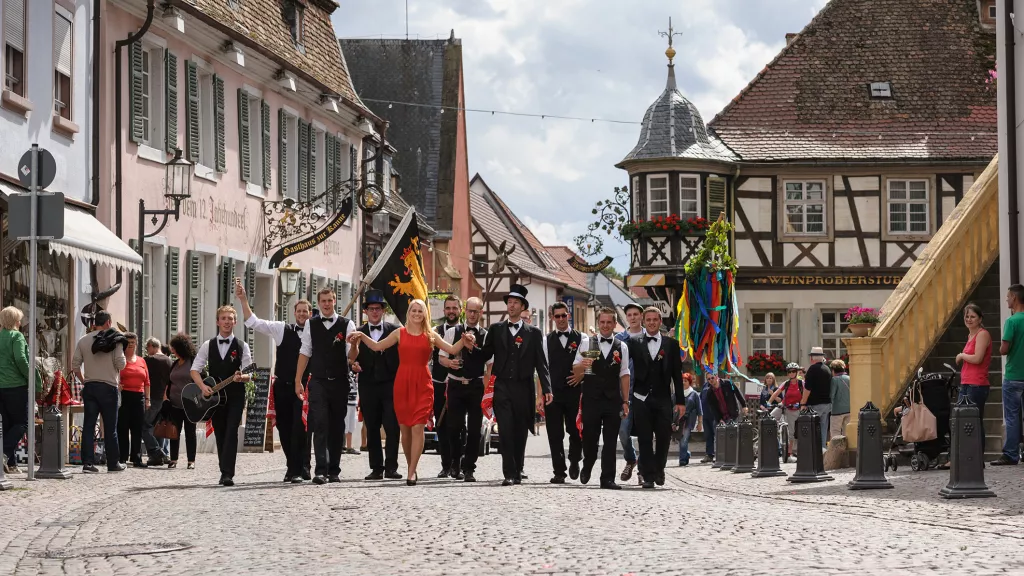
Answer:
[
  {"left": 219, "top": 338, "right": 231, "bottom": 344},
  {"left": 645, "top": 336, "right": 658, "bottom": 343},
  {"left": 601, "top": 337, "right": 613, "bottom": 344}
]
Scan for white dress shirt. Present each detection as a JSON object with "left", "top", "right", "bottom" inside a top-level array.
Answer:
[
  {"left": 191, "top": 334, "right": 253, "bottom": 374},
  {"left": 439, "top": 324, "right": 493, "bottom": 366},
  {"left": 244, "top": 312, "right": 305, "bottom": 346},
  {"left": 572, "top": 333, "right": 630, "bottom": 377},
  {"left": 367, "top": 322, "right": 386, "bottom": 342},
  {"left": 644, "top": 332, "right": 662, "bottom": 359},
  {"left": 298, "top": 314, "right": 354, "bottom": 357},
  {"left": 543, "top": 331, "right": 590, "bottom": 364},
  {"left": 508, "top": 321, "right": 523, "bottom": 336}
]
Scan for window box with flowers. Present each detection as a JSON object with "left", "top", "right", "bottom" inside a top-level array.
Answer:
[
  {"left": 845, "top": 306, "right": 880, "bottom": 337},
  {"left": 746, "top": 352, "right": 788, "bottom": 376},
  {"left": 620, "top": 215, "right": 710, "bottom": 240}
]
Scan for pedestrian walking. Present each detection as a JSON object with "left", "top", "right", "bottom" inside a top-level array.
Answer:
[
  {"left": 616, "top": 303, "right": 644, "bottom": 481},
  {"left": 768, "top": 363, "right": 804, "bottom": 456},
  {"left": 141, "top": 338, "right": 172, "bottom": 466},
  {"left": 992, "top": 285, "right": 1024, "bottom": 466},
  {"left": 72, "top": 311, "right": 127, "bottom": 473},
  {"left": 541, "top": 301, "right": 587, "bottom": 484},
  {"left": 829, "top": 359, "right": 851, "bottom": 441},
  {"left": 0, "top": 306, "right": 41, "bottom": 474},
  {"left": 431, "top": 295, "right": 464, "bottom": 477},
  {"left": 676, "top": 373, "right": 702, "bottom": 466},
  {"left": 800, "top": 347, "right": 833, "bottom": 450},
  {"left": 117, "top": 333, "right": 150, "bottom": 468},
  {"left": 165, "top": 333, "right": 199, "bottom": 469}
]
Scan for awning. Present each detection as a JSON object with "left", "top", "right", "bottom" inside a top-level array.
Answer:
[{"left": 47, "top": 206, "right": 142, "bottom": 273}]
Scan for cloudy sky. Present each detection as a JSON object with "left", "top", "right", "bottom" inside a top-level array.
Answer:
[{"left": 333, "top": 0, "right": 829, "bottom": 271}]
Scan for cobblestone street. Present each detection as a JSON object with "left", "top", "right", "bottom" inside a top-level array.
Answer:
[{"left": 3, "top": 435, "right": 1024, "bottom": 575}]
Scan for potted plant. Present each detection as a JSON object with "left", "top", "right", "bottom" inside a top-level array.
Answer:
[
  {"left": 845, "top": 306, "right": 880, "bottom": 337},
  {"left": 746, "top": 352, "right": 787, "bottom": 376}
]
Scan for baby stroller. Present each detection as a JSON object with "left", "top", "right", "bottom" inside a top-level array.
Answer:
[{"left": 883, "top": 363, "right": 958, "bottom": 472}]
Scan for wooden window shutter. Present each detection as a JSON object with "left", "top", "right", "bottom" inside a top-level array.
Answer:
[
  {"left": 164, "top": 51, "right": 178, "bottom": 153},
  {"left": 218, "top": 258, "right": 235, "bottom": 306},
  {"left": 278, "top": 108, "right": 289, "bottom": 196},
  {"left": 186, "top": 251, "right": 202, "bottom": 344},
  {"left": 707, "top": 176, "right": 728, "bottom": 223},
  {"left": 185, "top": 60, "right": 200, "bottom": 162},
  {"left": 333, "top": 280, "right": 344, "bottom": 316},
  {"left": 297, "top": 271, "right": 307, "bottom": 302},
  {"left": 325, "top": 135, "right": 336, "bottom": 195},
  {"left": 244, "top": 263, "right": 257, "bottom": 350},
  {"left": 309, "top": 127, "right": 318, "bottom": 198},
  {"left": 309, "top": 274, "right": 321, "bottom": 305},
  {"left": 214, "top": 75, "right": 226, "bottom": 172},
  {"left": 166, "top": 247, "right": 180, "bottom": 338},
  {"left": 298, "top": 120, "right": 309, "bottom": 202},
  {"left": 237, "top": 89, "right": 250, "bottom": 181},
  {"left": 336, "top": 138, "right": 345, "bottom": 185},
  {"left": 129, "top": 41, "right": 145, "bottom": 143},
  {"left": 261, "top": 100, "right": 271, "bottom": 189},
  {"left": 128, "top": 240, "right": 140, "bottom": 333}
]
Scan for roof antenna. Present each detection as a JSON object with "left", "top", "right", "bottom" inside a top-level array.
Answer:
[{"left": 405, "top": 0, "right": 409, "bottom": 40}]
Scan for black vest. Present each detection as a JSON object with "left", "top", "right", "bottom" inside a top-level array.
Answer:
[
  {"left": 274, "top": 324, "right": 307, "bottom": 383},
  {"left": 631, "top": 336, "right": 672, "bottom": 399},
  {"left": 356, "top": 322, "right": 399, "bottom": 383},
  {"left": 207, "top": 336, "right": 243, "bottom": 390},
  {"left": 546, "top": 330, "right": 582, "bottom": 395},
  {"left": 448, "top": 324, "right": 488, "bottom": 380},
  {"left": 583, "top": 338, "right": 624, "bottom": 401},
  {"left": 308, "top": 316, "right": 351, "bottom": 380},
  {"left": 430, "top": 323, "right": 460, "bottom": 382}
]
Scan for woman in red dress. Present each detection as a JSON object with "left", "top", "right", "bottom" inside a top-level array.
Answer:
[{"left": 349, "top": 299, "right": 475, "bottom": 485}]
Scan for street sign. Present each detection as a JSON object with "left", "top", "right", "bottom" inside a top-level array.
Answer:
[
  {"left": 17, "top": 148, "right": 56, "bottom": 190},
  {"left": 652, "top": 300, "right": 673, "bottom": 316},
  {"left": 9, "top": 192, "right": 64, "bottom": 240}
]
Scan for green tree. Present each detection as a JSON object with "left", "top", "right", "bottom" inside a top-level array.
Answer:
[{"left": 604, "top": 265, "right": 623, "bottom": 281}]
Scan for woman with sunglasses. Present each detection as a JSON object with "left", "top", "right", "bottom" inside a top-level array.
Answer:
[{"left": 768, "top": 362, "right": 804, "bottom": 457}]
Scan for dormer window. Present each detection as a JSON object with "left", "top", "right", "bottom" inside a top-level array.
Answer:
[
  {"left": 869, "top": 82, "right": 892, "bottom": 99},
  {"left": 281, "top": 1, "right": 305, "bottom": 49}
]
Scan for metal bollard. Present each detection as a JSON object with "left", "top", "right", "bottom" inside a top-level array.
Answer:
[
  {"left": 0, "top": 413, "right": 12, "bottom": 490},
  {"left": 35, "top": 407, "right": 72, "bottom": 480},
  {"left": 732, "top": 418, "right": 755, "bottom": 473},
  {"left": 720, "top": 421, "right": 738, "bottom": 471},
  {"left": 788, "top": 407, "right": 833, "bottom": 483},
  {"left": 939, "top": 396, "right": 994, "bottom": 499},
  {"left": 711, "top": 421, "right": 725, "bottom": 469},
  {"left": 752, "top": 415, "right": 787, "bottom": 478},
  {"left": 848, "top": 402, "right": 892, "bottom": 490}
]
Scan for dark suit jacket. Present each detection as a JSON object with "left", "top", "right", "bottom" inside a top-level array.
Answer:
[
  {"left": 144, "top": 353, "right": 174, "bottom": 403},
  {"left": 480, "top": 320, "right": 552, "bottom": 396},
  {"left": 356, "top": 322, "right": 400, "bottom": 383},
  {"left": 625, "top": 333, "right": 685, "bottom": 407}
]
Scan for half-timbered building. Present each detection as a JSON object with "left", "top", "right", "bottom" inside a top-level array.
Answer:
[{"left": 621, "top": 0, "right": 996, "bottom": 370}]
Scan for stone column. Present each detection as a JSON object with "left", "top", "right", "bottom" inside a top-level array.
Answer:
[{"left": 844, "top": 337, "right": 885, "bottom": 450}]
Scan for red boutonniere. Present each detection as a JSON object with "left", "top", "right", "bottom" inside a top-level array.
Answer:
[
  {"left": 612, "top": 350, "right": 622, "bottom": 365},
  {"left": 515, "top": 336, "right": 523, "bottom": 348},
  {"left": 568, "top": 341, "right": 578, "bottom": 352},
  {"left": 334, "top": 333, "right": 345, "bottom": 346},
  {"left": 656, "top": 350, "right": 665, "bottom": 362},
  {"left": 230, "top": 350, "right": 238, "bottom": 360}
]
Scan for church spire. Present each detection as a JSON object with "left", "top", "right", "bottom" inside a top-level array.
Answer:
[{"left": 658, "top": 17, "right": 682, "bottom": 90}]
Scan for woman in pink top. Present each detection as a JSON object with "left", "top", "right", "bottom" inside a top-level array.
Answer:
[
  {"left": 118, "top": 333, "right": 151, "bottom": 467},
  {"left": 953, "top": 302, "right": 992, "bottom": 467}
]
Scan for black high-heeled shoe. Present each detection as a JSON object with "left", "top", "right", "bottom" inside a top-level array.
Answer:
[{"left": 406, "top": 473, "right": 418, "bottom": 486}]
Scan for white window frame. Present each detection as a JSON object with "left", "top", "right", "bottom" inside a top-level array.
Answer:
[
  {"left": 820, "top": 309, "right": 850, "bottom": 361},
  {"left": 678, "top": 174, "right": 701, "bottom": 221},
  {"left": 886, "top": 178, "right": 930, "bottom": 237},
  {"left": 782, "top": 179, "right": 827, "bottom": 236},
  {"left": 750, "top": 310, "right": 786, "bottom": 358},
  {"left": 53, "top": 6, "right": 74, "bottom": 120},
  {"left": 989, "top": 4, "right": 997, "bottom": 18},
  {"left": 646, "top": 174, "right": 669, "bottom": 220},
  {"left": 631, "top": 175, "right": 640, "bottom": 220},
  {"left": 190, "top": 56, "right": 217, "bottom": 177}
]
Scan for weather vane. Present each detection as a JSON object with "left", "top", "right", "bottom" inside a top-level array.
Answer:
[{"left": 658, "top": 17, "right": 682, "bottom": 64}]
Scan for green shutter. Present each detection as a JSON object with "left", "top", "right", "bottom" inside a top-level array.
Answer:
[
  {"left": 244, "top": 263, "right": 257, "bottom": 350},
  {"left": 237, "top": 89, "right": 250, "bottom": 182},
  {"left": 325, "top": 135, "right": 336, "bottom": 204},
  {"left": 186, "top": 250, "right": 202, "bottom": 344},
  {"left": 278, "top": 109, "right": 288, "bottom": 196},
  {"left": 309, "top": 127, "right": 318, "bottom": 198},
  {"left": 309, "top": 274, "right": 321, "bottom": 305},
  {"left": 297, "top": 271, "right": 307, "bottom": 303},
  {"left": 214, "top": 74, "right": 226, "bottom": 172},
  {"left": 165, "top": 51, "right": 178, "bottom": 153},
  {"left": 185, "top": 60, "right": 200, "bottom": 163},
  {"left": 261, "top": 100, "right": 271, "bottom": 190},
  {"left": 333, "top": 280, "right": 344, "bottom": 316},
  {"left": 218, "top": 258, "right": 235, "bottom": 306},
  {"left": 128, "top": 240, "right": 140, "bottom": 333},
  {"left": 129, "top": 41, "right": 145, "bottom": 143},
  {"left": 707, "top": 176, "right": 728, "bottom": 223},
  {"left": 167, "top": 247, "right": 180, "bottom": 338},
  {"left": 298, "top": 120, "right": 309, "bottom": 202},
  {"left": 335, "top": 137, "right": 345, "bottom": 186}
]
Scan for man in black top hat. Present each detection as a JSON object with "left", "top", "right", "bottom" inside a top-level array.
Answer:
[
  {"left": 541, "top": 301, "right": 588, "bottom": 484},
  {"left": 348, "top": 289, "right": 402, "bottom": 480},
  {"left": 479, "top": 284, "right": 552, "bottom": 486}
]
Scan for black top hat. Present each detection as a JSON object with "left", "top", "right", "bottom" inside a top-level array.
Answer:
[
  {"left": 503, "top": 284, "right": 530, "bottom": 309},
  {"left": 363, "top": 289, "right": 387, "bottom": 309}
]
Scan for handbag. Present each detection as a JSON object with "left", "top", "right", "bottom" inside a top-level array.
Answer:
[
  {"left": 901, "top": 383, "right": 937, "bottom": 443},
  {"left": 154, "top": 417, "right": 179, "bottom": 440}
]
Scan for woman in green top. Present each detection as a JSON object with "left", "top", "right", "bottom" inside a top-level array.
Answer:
[{"left": 0, "top": 306, "right": 42, "bottom": 474}]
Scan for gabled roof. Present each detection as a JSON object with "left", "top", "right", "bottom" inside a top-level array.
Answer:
[
  {"left": 469, "top": 176, "right": 564, "bottom": 286},
  {"left": 178, "top": 0, "right": 366, "bottom": 113},
  {"left": 544, "top": 246, "right": 592, "bottom": 295},
  {"left": 338, "top": 37, "right": 464, "bottom": 229},
  {"left": 707, "top": 0, "right": 997, "bottom": 162}
]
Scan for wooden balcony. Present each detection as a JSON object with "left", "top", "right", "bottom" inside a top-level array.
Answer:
[
  {"left": 845, "top": 155, "right": 999, "bottom": 448},
  {"left": 629, "top": 230, "right": 707, "bottom": 272}
]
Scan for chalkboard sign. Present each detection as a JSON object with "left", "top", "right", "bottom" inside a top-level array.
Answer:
[{"left": 242, "top": 368, "right": 272, "bottom": 450}]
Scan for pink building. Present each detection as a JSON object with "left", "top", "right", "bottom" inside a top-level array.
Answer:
[{"left": 98, "top": 0, "right": 381, "bottom": 367}]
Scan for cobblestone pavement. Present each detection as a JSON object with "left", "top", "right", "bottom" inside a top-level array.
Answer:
[{"left": 3, "top": 435, "right": 1024, "bottom": 575}]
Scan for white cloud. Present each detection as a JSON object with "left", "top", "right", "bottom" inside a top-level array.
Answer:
[{"left": 521, "top": 216, "right": 582, "bottom": 247}]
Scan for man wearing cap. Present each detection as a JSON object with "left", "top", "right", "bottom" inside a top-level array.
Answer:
[
  {"left": 801, "top": 346, "right": 833, "bottom": 450},
  {"left": 349, "top": 289, "right": 401, "bottom": 481},
  {"left": 615, "top": 302, "right": 644, "bottom": 482},
  {"left": 479, "top": 284, "right": 552, "bottom": 486}
]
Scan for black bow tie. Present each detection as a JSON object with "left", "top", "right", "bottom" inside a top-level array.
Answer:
[
  {"left": 601, "top": 337, "right": 613, "bottom": 344},
  {"left": 558, "top": 331, "right": 570, "bottom": 337},
  {"left": 511, "top": 322, "right": 521, "bottom": 330},
  {"left": 370, "top": 326, "right": 382, "bottom": 332},
  {"left": 294, "top": 325, "right": 303, "bottom": 333},
  {"left": 645, "top": 336, "right": 659, "bottom": 343},
  {"left": 219, "top": 338, "right": 231, "bottom": 344}
]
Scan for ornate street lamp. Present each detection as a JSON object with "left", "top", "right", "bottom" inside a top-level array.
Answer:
[
  {"left": 278, "top": 260, "right": 301, "bottom": 298},
  {"left": 134, "top": 148, "right": 194, "bottom": 334}
]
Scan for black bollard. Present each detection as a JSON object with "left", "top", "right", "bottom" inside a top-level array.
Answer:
[
  {"left": 0, "top": 414, "right": 11, "bottom": 490},
  {"left": 752, "top": 415, "right": 787, "bottom": 478},
  {"left": 939, "top": 396, "right": 995, "bottom": 499},
  {"left": 732, "top": 418, "right": 755, "bottom": 473},
  {"left": 711, "top": 421, "right": 725, "bottom": 469},
  {"left": 36, "top": 407, "right": 72, "bottom": 480},
  {"left": 788, "top": 407, "right": 833, "bottom": 483},
  {"left": 848, "top": 402, "right": 892, "bottom": 490},
  {"left": 720, "top": 421, "right": 738, "bottom": 471}
]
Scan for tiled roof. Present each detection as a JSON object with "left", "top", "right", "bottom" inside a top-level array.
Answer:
[
  {"left": 707, "top": 0, "right": 997, "bottom": 162},
  {"left": 544, "top": 246, "right": 592, "bottom": 295},
  {"left": 338, "top": 38, "right": 463, "bottom": 229},
  {"left": 179, "top": 0, "right": 365, "bottom": 112},
  {"left": 487, "top": 192, "right": 564, "bottom": 272}
]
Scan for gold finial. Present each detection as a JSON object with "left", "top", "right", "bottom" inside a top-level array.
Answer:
[{"left": 659, "top": 17, "right": 681, "bottom": 64}]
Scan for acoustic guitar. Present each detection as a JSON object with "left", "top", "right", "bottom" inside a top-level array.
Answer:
[{"left": 181, "top": 363, "right": 258, "bottom": 423}]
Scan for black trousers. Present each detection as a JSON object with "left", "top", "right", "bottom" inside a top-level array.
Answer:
[
  {"left": 493, "top": 379, "right": 532, "bottom": 480},
  {"left": 141, "top": 397, "right": 167, "bottom": 459},
  {"left": 582, "top": 396, "right": 621, "bottom": 483},
  {"left": 274, "top": 377, "right": 310, "bottom": 477},
  {"left": 545, "top": 388, "right": 582, "bottom": 477},
  {"left": 165, "top": 405, "right": 197, "bottom": 462},
  {"left": 118, "top": 390, "right": 146, "bottom": 464},
  {"left": 632, "top": 396, "right": 673, "bottom": 481},
  {"left": 308, "top": 377, "right": 347, "bottom": 477},
  {"left": 210, "top": 384, "right": 245, "bottom": 479},
  {"left": 447, "top": 378, "right": 484, "bottom": 474},
  {"left": 0, "top": 386, "right": 28, "bottom": 467},
  {"left": 433, "top": 379, "right": 454, "bottom": 469},
  {"left": 359, "top": 379, "right": 399, "bottom": 473},
  {"left": 82, "top": 382, "right": 120, "bottom": 468}
]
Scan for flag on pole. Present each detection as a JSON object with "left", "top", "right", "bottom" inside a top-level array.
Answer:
[{"left": 362, "top": 210, "right": 428, "bottom": 321}]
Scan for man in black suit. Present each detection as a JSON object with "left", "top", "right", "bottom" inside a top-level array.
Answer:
[
  {"left": 431, "top": 295, "right": 464, "bottom": 478},
  {"left": 480, "top": 284, "right": 552, "bottom": 486},
  {"left": 625, "top": 307, "right": 686, "bottom": 489},
  {"left": 348, "top": 289, "right": 402, "bottom": 480},
  {"left": 542, "top": 302, "right": 588, "bottom": 483}
]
